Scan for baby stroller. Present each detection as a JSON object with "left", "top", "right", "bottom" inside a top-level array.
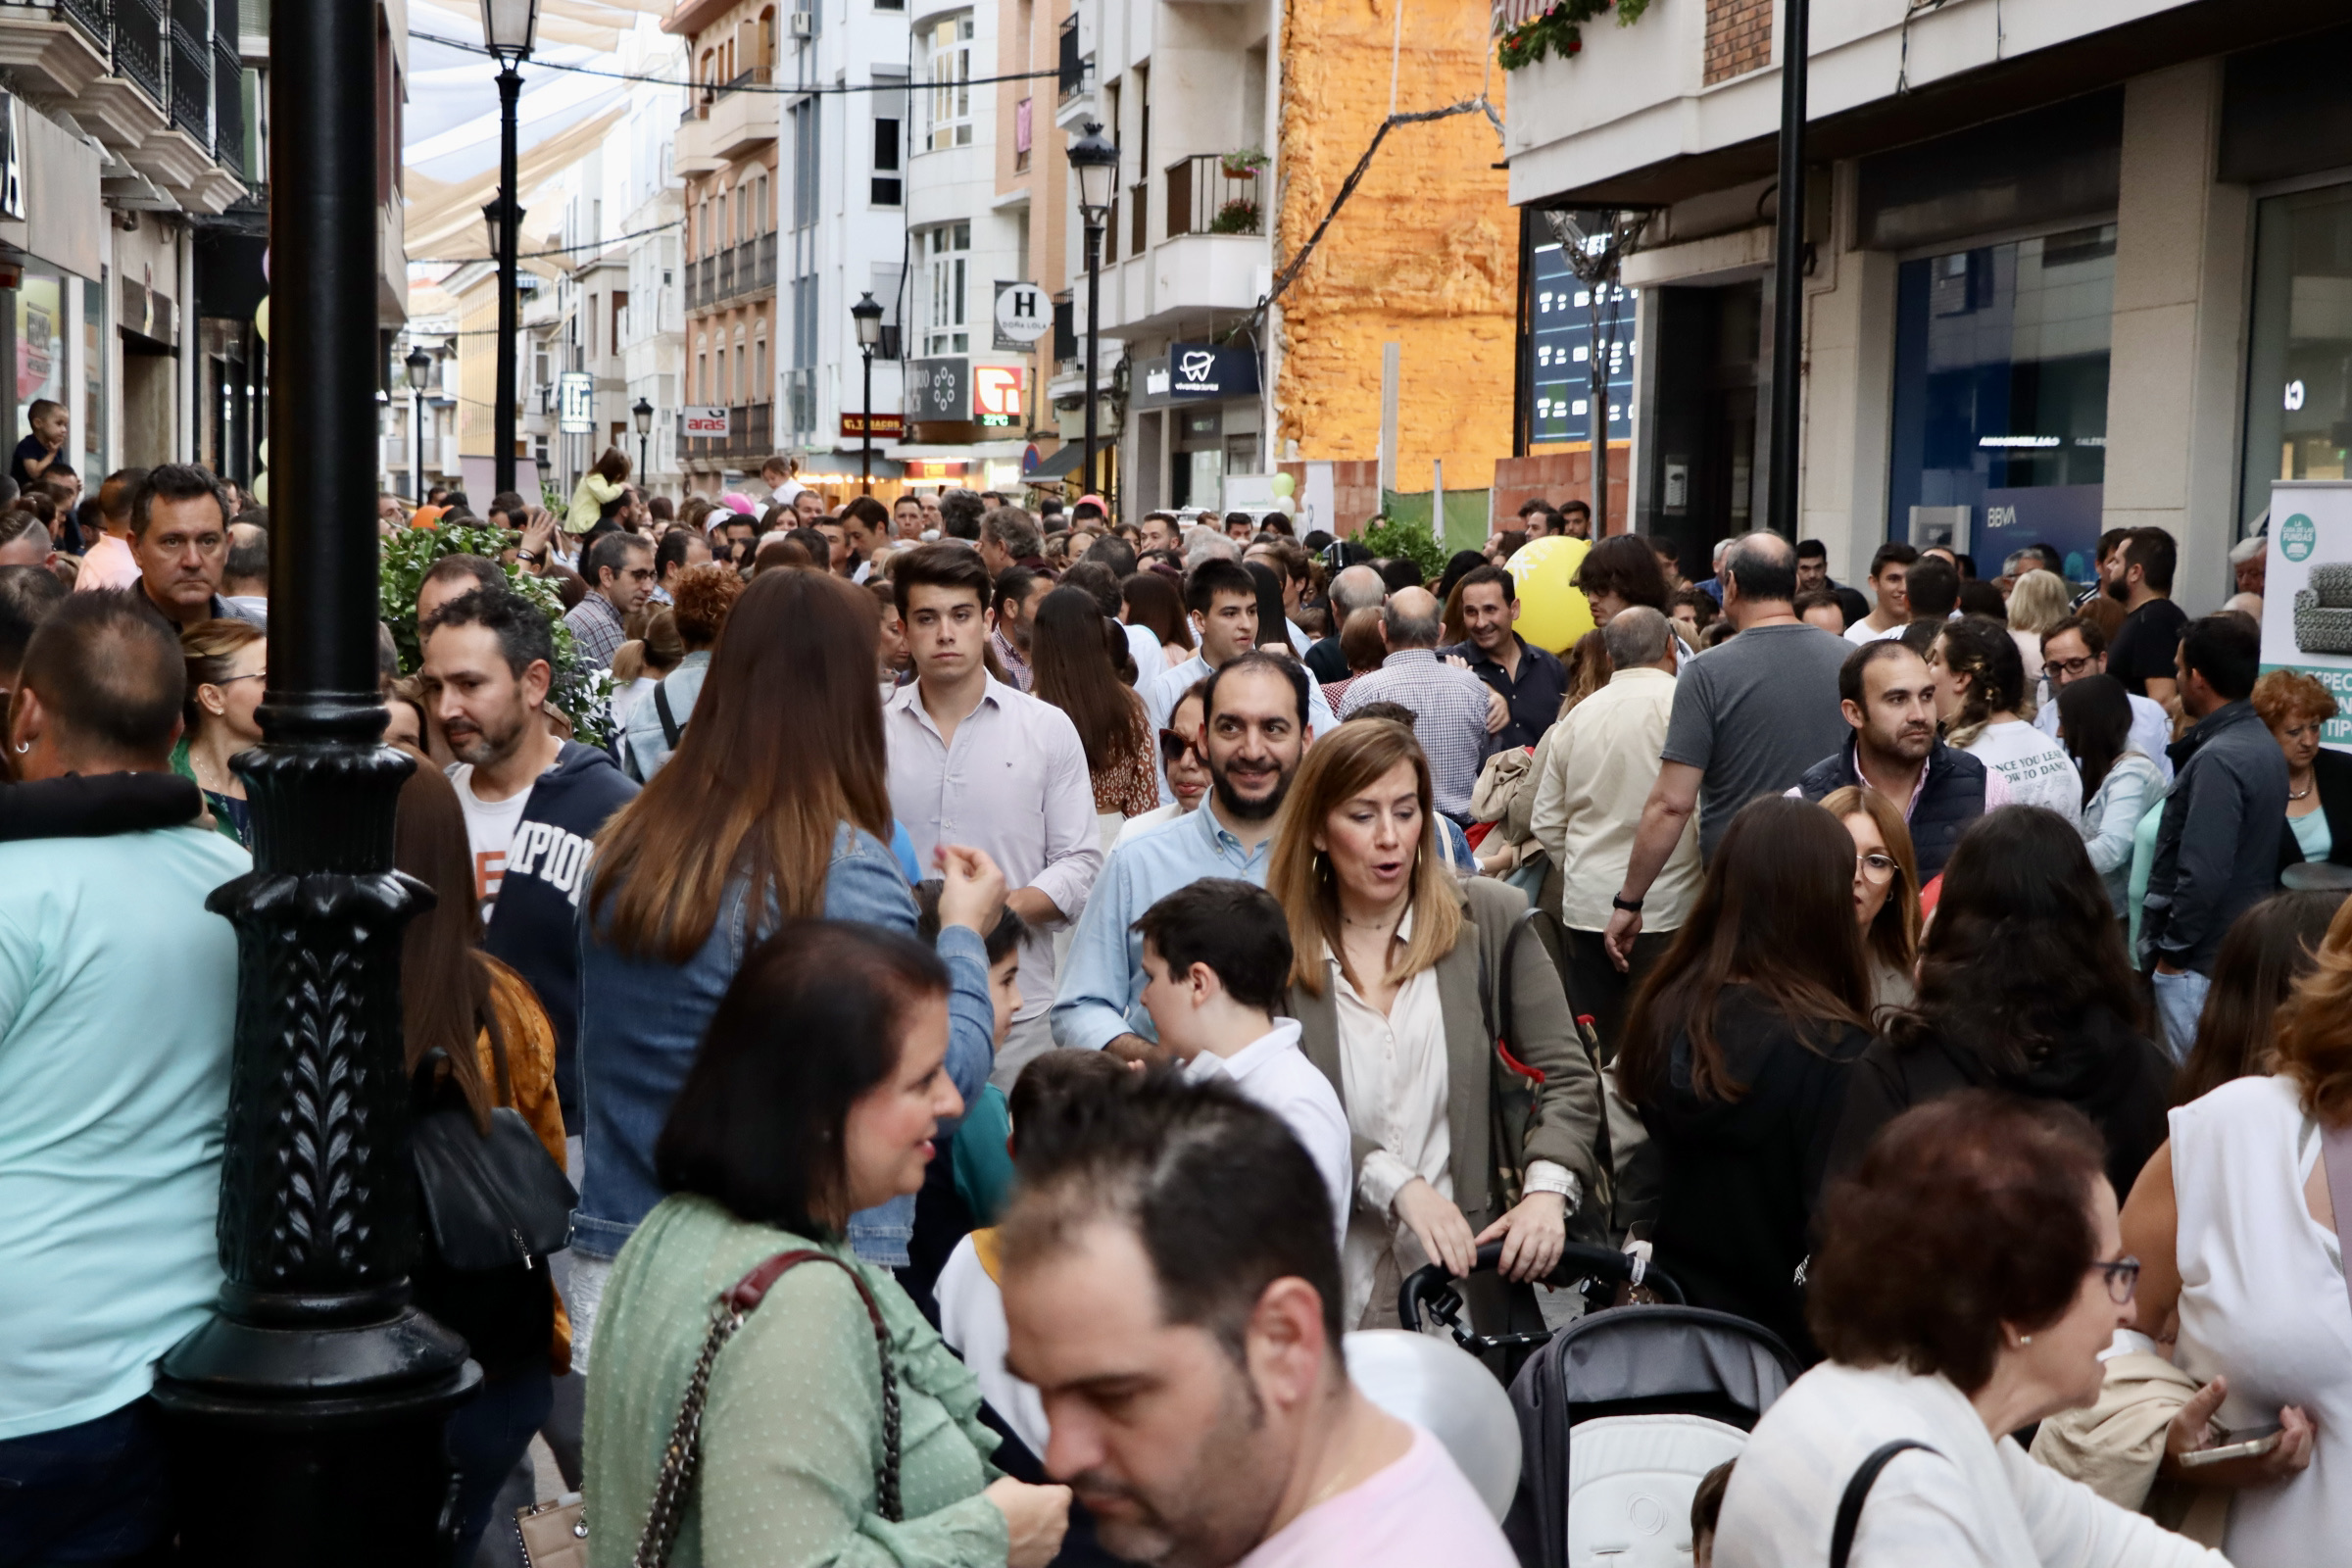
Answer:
[{"left": 1402, "top": 1241, "right": 1802, "bottom": 1568}]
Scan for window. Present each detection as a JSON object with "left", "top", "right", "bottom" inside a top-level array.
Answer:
[
  {"left": 2244, "top": 184, "right": 2352, "bottom": 525},
  {"left": 790, "top": 99, "right": 820, "bottom": 228},
  {"left": 925, "top": 221, "right": 970, "bottom": 355},
  {"left": 871, "top": 74, "right": 906, "bottom": 205},
  {"left": 612, "top": 290, "right": 629, "bottom": 348},
  {"left": 927, "top": 16, "right": 973, "bottom": 150},
  {"left": 753, "top": 174, "right": 770, "bottom": 233},
  {"left": 1014, "top": 97, "right": 1031, "bottom": 173},
  {"left": 1886, "top": 223, "right": 2115, "bottom": 573},
  {"left": 754, "top": 334, "right": 767, "bottom": 398}
]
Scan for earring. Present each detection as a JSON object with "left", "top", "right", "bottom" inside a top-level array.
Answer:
[
  {"left": 12, "top": 741, "right": 24, "bottom": 754},
  {"left": 2019, "top": 1335, "right": 2033, "bottom": 1347}
]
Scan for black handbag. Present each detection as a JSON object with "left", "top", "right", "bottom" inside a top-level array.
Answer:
[{"left": 408, "top": 1049, "right": 577, "bottom": 1271}]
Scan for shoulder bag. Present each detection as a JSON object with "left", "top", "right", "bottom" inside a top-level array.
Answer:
[
  {"left": 652, "top": 676, "right": 685, "bottom": 750},
  {"left": 1473, "top": 903, "right": 1548, "bottom": 1212},
  {"left": 518, "top": 1250, "right": 904, "bottom": 1568},
  {"left": 1829, "top": 1439, "right": 1936, "bottom": 1568}
]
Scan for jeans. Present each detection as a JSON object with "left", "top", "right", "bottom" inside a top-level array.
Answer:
[
  {"left": 444, "top": 1367, "right": 554, "bottom": 1567},
  {"left": 0, "top": 1399, "right": 173, "bottom": 1567},
  {"left": 2151, "top": 967, "right": 2212, "bottom": 1066}
]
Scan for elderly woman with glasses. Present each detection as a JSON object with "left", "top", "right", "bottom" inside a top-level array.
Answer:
[
  {"left": 1113, "top": 683, "right": 1211, "bottom": 848},
  {"left": 1715, "top": 1092, "right": 2230, "bottom": 1568}
]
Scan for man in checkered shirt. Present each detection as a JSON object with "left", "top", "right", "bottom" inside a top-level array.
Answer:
[{"left": 1335, "top": 586, "right": 1494, "bottom": 822}]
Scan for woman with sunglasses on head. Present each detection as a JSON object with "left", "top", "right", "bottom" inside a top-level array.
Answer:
[
  {"left": 1830, "top": 807, "right": 2173, "bottom": 1206},
  {"left": 1113, "top": 684, "right": 1211, "bottom": 849},
  {"left": 171, "top": 617, "right": 266, "bottom": 846}
]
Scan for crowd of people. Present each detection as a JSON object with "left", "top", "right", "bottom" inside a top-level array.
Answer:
[{"left": 4, "top": 451, "right": 2349, "bottom": 1568}]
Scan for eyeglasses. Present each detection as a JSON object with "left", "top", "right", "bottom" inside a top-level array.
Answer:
[
  {"left": 2090, "top": 1255, "right": 2141, "bottom": 1304},
  {"left": 1854, "top": 853, "right": 1899, "bottom": 885},
  {"left": 2047, "top": 655, "right": 2098, "bottom": 679},
  {"left": 1157, "top": 727, "right": 1200, "bottom": 765}
]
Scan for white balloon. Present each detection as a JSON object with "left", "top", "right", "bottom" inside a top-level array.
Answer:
[
  {"left": 1344, "top": 1330, "right": 1522, "bottom": 1520},
  {"left": 250, "top": 470, "right": 268, "bottom": 506},
  {"left": 257, "top": 438, "right": 269, "bottom": 466}
]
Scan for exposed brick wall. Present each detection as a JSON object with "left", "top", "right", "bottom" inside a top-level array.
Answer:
[
  {"left": 1274, "top": 0, "right": 1515, "bottom": 490},
  {"left": 1704, "top": 0, "right": 1774, "bottom": 85},
  {"left": 1494, "top": 446, "right": 1630, "bottom": 534}
]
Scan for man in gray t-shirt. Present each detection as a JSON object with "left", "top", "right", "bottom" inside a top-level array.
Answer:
[
  {"left": 1605, "top": 532, "right": 1850, "bottom": 968},
  {"left": 1662, "top": 622, "right": 1852, "bottom": 859}
]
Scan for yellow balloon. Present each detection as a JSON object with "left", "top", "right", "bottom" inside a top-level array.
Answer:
[
  {"left": 1505, "top": 535, "right": 1595, "bottom": 654},
  {"left": 254, "top": 296, "right": 269, "bottom": 344},
  {"left": 250, "top": 470, "right": 268, "bottom": 506},
  {"left": 1270, "top": 470, "right": 1296, "bottom": 499}
]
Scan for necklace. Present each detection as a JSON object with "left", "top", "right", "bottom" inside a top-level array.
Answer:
[{"left": 2291, "top": 780, "right": 2314, "bottom": 801}]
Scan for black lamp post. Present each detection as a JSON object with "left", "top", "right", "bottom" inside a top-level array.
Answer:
[
  {"left": 483, "top": 0, "right": 541, "bottom": 499},
  {"left": 1069, "top": 122, "right": 1118, "bottom": 505},
  {"left": 633, "top": 393, "right": 654, "bottom": 485},
  {"left": 146, "top": 0, "right": 479, "bottom": 1548},
  {"left": 1766, "top": 0, "right": 1809, "bottom": 537},
  {"left": 852, "top": 290, "right": 884, "bottom": 493},
  {"left": 405, "top": 343, "right": 434, "bottom": 499}
]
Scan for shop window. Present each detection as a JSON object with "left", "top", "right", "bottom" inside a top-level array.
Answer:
[
  {"left": 1886, "top": 223, "right": 2115, "bottom": 579},
  {"left": 925, "top": 221, "right": 970, "bottom": 356},
  {"left": 2244, "top": 184, "right": 2352, "bottom": 527}
]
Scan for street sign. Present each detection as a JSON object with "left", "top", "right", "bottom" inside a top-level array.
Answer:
[
  {"left": 557, "top": 370, "right": 595, "bottom": 433},
  {"left": 682, "top": 406, "right": 730, "bottom": 437},
  {"left": 842, "top": 412, "right": 905, "bottom": 439},
  {"left": 994, "top": 281, "right": 1049, "bottom": 351}
]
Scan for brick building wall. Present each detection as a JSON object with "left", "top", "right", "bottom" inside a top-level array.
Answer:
[
  {"left": 1274, "top": 0, "right": 1516, "bottom": 490},
  {"left": 1704, "top": 0, "right": 1773, "bottom": 85}
]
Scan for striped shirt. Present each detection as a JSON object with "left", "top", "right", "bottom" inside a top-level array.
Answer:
[{"left": 1336, "top": 649, "right": 1493, "bottom": 819}]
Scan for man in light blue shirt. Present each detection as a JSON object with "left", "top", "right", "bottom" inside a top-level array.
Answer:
[
  {"left": 0, "top": 591, "right": 246, "bottom": 1557},
  {"left": 1141, "top": 558, "right": 1334, "bottom": 806},
  {"left": 1054, "top": 652, "right": 1313, "bottom": 1059}
]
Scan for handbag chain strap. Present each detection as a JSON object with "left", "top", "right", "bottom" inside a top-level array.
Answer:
[{"left": 632, "top": 1250, "right": 902, "bottom": 1568}]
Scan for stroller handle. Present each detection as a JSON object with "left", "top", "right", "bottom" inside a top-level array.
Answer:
[{"left": 1397, "top": 1241, "right": 1686, "bottom": 1347}]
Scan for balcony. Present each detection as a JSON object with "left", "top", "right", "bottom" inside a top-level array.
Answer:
[
  {"left": 1166, "top": 153, "right": 1263, "bottom": 238},
  {"left": 114, "top": 0, "right": 162, "bottom": 104},
  {"left": 673, "top": 110, "right": 724, "bottom": 177},
  {"left": 168, "top": 0, "right": 208, "bottom": 144},
  {"left": 0, "top": 0, "right": 112, "bottom": 107},
  {"left": 686, "top": 234, "right": 778, "bottom": 314},
  {"left": 706, "top": 72, "right": 776, "bottom": 159}
]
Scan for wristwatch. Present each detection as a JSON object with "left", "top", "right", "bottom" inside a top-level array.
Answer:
[{"left": 1611, "top": 893, "right": 1643, "bottom": 913}]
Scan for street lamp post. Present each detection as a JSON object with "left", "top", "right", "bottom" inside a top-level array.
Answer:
[
  {"left": 406, "top": 343, "right": 434, "bottom": 500},
  {"left": 1068, "top": 122, "right": 1118, "bottom": 506},
  {"left": 146, "top": 0, "right": 478, "bottom": 1547},
  {"left": 1766, "top": 0, "right": 1809, "bottom": 537},
  {"left": 852, "top": 291, "right": 884, "bottom": 494},
  {"left": 633, "top": 394, "right": 654, "bottom": 486},
  {"left": 483, "top": 0, "right": 541, "bottom": 500}
]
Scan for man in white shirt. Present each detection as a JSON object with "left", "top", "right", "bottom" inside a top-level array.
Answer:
[
  {"left": 1843, "top": 542, "right": 1919, "bottom": 644},
  {"left": 1135, "top": 879, "right": 1350, "bottom": 1250},
  {"left": 887, "top": 543, "right": 1103, "bottom": 1090},
  {"left": 999, "top": 1075, "right": 1516, "bottom": 1568},
  {"left": 2035, "top": 614, "right": 2176, "bottom": 783}
]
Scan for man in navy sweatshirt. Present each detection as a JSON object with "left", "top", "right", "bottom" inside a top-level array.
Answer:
[{"left": 420, "top": 586, "right": 639, "bottom": 1132}]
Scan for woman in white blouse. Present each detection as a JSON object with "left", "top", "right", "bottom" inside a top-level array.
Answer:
[
  {"left": 1267, "top": 717, "right": 1603, "bottom": 1328},
  {"left": 1718, "top": 1091, "right": 2231, "bottom": 1568}
]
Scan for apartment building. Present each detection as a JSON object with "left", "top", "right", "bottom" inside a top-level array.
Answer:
[{"left": 1506, "top": 0, "right": 2352, "bottom": 606}]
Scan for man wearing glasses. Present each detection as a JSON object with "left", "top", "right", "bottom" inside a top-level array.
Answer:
[
  {"left": 1790, "top": 639, "right": 2004, "bottom": 881},
  {"left": 2035, "top": 613, "right": 2177, "bottom": 784}
]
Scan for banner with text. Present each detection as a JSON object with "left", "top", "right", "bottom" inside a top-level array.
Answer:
[{"left": 2260, "top": 479, "right": 2352, "bottom": 751}]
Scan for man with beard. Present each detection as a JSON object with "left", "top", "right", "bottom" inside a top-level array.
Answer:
[
  {"left": 2101, "top": 525, "right": 2185, "bottom": 708},
  {"left": 999, "top": 1072, "right": 1515, "bottom": 1568},
  {"left": 1053, "top": 653, "right": 1310, "bottom": 1063},
  {"left": 420, "top": 586, "right": 637, "bottom": 1131},
  {"left": 1790, "top": 640, "right": 2001, "bottom": 881}
]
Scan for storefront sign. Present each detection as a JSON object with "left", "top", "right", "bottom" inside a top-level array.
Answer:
[
  {"left": 1974, "top": 482, "right": 2106, "bottom": 582},
  {"left": 994, "top": 281, "right": 1049, "bottom": 351},
  {"left": 841, "top": 412, "right": 905, "bottom": 438},
  {"left": 2263, "top": 480, "right": 2352, "bottom": 752},
  {"left": 975, "top": 365, "right": 1022, "bottom": 425},
  {"left": 557, "top": 371, "right": 595, "bottom": 433},
  {"left": 0, "top": 94, "right": 24, "bottom": 222},
  {"left": 909, "top": 357, "right": 970, "bottom": 421},
  {"left": 1166, "top": 342, "right": 1259, "bottom": 400},
  {"left": 906, "top": 459, "right": 967, "bottom": 480},
  {"left": 682, "top": 406, "right": 730, "bottom": 437}
]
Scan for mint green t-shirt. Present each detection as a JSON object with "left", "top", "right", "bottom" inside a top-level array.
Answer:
[{"left": 0, "top": 825, "right": 248, "bottom": 1439}]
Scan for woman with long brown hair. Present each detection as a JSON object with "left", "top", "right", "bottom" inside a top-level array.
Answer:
[
  {"left": 391, "top": 761, "right": 571, "bottom": 1566},
  {"left": 1120, "top": 568, "right": 1194, "bottom": 669},
  {"left": 1268, "top": 718, "right": 1601, "bottom": 1328},
  {"left": 1616, "top": 794, "right": 1874, "bottom": 1359},
  {"left": 2175, "top": 890, "right": 2344, "bottom": 1104},
  {"left": 572, "top": 568, "right": 1007, "bottom": 1353},
  {"left": 1028, "top": 584, "right": 1157, "bottom": 829},
  {"left": 1818, "top": 783, "right": 1921, "bottom": 1013}
]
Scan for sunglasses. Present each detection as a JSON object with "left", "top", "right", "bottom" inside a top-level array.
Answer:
[{"left": 1157, "top": 727, "right": 1200, "bottom": 765}]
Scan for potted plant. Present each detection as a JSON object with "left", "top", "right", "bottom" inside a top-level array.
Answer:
[
  {"left": 1220, "top": 147, "right": 1268, "bottom": 180},
  {"left": 1210, "top": 198, "right": 1261, "bottom": 234}
]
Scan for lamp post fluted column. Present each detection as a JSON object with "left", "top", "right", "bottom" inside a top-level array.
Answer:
[
  {"left": 148, "top": 0, "right": 475, "bottom": 1552},
  {"left": 1766, "top": 0, "right": 1809, "bottom": 537},
  {"left": 492, "top": 61, "right": 524, "bottom": 499}
]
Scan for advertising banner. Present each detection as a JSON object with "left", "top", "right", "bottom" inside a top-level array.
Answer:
[{"left": 2261, "top": 480, "right": 2352, "bottom": 751}]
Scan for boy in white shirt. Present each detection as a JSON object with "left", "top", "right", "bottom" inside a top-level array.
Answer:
[{"left": 1134, "top": 878, "right": 1353, "bottom": 1252}]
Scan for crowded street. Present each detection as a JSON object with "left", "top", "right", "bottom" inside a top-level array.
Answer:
[{"left": 5, "top": 0, "right": 2352, "bottom": 1566}]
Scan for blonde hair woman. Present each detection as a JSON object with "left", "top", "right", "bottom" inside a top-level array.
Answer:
[
  {"left": 2008, "top": 567, "right": 2073, "bottom": 694},
  {"left": 1267, "top": 717, "right": 1602, "bottom": 1327}
]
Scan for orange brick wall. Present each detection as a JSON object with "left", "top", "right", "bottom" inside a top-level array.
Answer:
[
  {"left": 1704, "top": 0, "right": 1773, "bottom": 85},
  {"left": 1494, "top": 446, "right": 1630, "bottom": 533},
  {"left": 1274, "top": 0, "right": 1515, "bottom": 491}
]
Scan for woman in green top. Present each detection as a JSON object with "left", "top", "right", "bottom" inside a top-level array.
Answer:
[{"left": 583, "top": 919, "right": 1072, "bottom": 1568}]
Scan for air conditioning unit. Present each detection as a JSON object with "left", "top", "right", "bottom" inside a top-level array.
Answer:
[{"left": 789, "top": 11, "right": 813, "bottom": 37}]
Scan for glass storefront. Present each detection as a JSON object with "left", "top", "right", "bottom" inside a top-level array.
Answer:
[
  {"left": 1886, "top": 223, "right": 2115, "bottom": 580},
  {"left": 2243, "top": 182, "right": 2352, "bottom": 529}
]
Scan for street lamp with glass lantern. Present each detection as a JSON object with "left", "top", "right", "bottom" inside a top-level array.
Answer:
[
  {"left": 632, "top": 394, "right": 654, "bottom": 486},
  {"left": 1068, "top": 122, "right": 1118, "bottom": 506},
  {"left": 481, "top": 0, "right": 541, "bottom": 499},
  {"left": 852, "top": 291, "right": 884, "bottom": 494},
  {"left": 404, "top": 343, "right": 434, "bottom": 501}
]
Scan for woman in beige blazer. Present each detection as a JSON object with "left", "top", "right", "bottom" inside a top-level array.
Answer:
[{"left": 1269, "top": 717, "right": 1603, "bottom": 1327}]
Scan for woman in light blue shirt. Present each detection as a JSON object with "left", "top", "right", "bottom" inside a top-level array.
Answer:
[{"left": 2057, "top": 674, "right": 2167, "bottom": 920}]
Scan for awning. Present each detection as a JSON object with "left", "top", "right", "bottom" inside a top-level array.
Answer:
[{"left": 1026, "top": 444, "right": 1085, "bottom": 480}]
